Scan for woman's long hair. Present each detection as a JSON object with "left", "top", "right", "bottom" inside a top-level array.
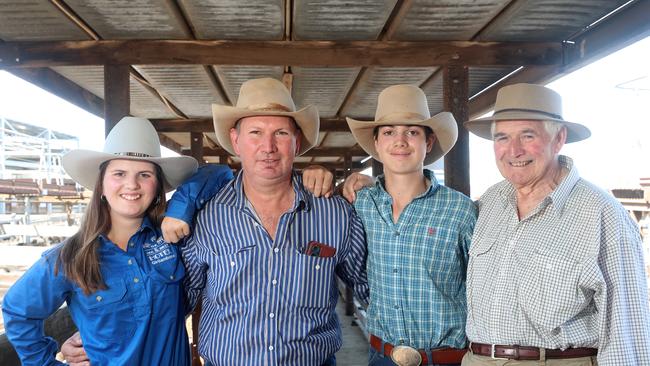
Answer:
[{"left": 56, "top": 160, "right": 167, "bottom": 294}]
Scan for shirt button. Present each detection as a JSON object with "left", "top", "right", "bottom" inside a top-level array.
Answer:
[
  {"left": 134, "top": 277, "right": 140, "bottom": 283},
  {"left": 269, "top": 313, "right": 275, "bottom": 318},
  {"left": 394, "top": 232, "right": 400, "bottom": 236},
  {"left": 273, "top": 248, "right": 279, "bottom": 253},
  {"left": 230, "top": 261, "right": 236, "bottom": 267},
  {"left": 127, "top": 259, "right": 133, "bottom": 265},
  {"left": 268, "top": 345, "right": 274, "bottom": 351},
  {"left": 399, "top": 339, "right": 404, "bottom": 344},
  {"left": 96, "top": 295, "right": 102, "bottom": 302},
  {"left": 272, "top": 279, "right": 277, "bottom": 285},
  {"left": 394, "top": 305, "right": 399, "bottom": 309},
  {"left": 393, "top": 268, "right": 398, "bottom": 273},
  {"left": 170, "top": 275, "right": 175, "bottom": 280},
  {"left": 129, "top": 242, "right": 134, "bottom": 247},
  {"left": 315, "top": 264, "right": 321, "bottom": 270}
]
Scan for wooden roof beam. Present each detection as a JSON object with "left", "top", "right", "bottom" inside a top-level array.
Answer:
[
  {"left": 0, "top": 40, "right": 561, "bottom": 68},
  {"left": 151, "top": 118, "right": 351, "bottom": 132}
]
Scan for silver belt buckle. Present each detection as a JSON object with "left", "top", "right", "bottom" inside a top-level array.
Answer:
[
  {"left": 391, "top": 345, "right": 422, "bottom": 366},
  {"left": 491, "top": 344, "right": 508, "bottom": 360}
]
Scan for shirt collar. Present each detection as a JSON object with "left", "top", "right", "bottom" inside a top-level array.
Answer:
[
  {"left": 497, "top": 155, "right": 579, "bottom": 216},
  {"left": 231, "top": 169, "right": 311, "bottom": 213},
  {"left": 374, "top": 169, "right": 439, "bottom": 200},
  {"left": 98, "top": 216, "right": 156, "bottom": 246}
]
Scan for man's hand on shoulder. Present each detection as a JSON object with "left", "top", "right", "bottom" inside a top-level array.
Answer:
[
  {"left": 161, "top": 217, "right": 190, "bottom": 243},
  {"left": 60, "top": 332, "right": 90, "bottom": 365},
  {"left": 302, "top": 165, "right": 334, "bottom": 198},
  {"left": 342, "top": 172, "right": 374, "bottom": 203}
]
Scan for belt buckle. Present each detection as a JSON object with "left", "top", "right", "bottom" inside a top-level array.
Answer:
[
  {"left": 391, "top": 345, "right": 422, "bottom": 366},
  {"left": 491, "top": 344, "right": 508, "bottom": 360}
]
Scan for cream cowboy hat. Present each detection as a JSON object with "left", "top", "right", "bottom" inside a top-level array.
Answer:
[
  {"left": 62, "top": 117, "right": 198, "bottom": 192},
  {"left": 346, "top": 84, "right": 458, "bottom": 165},
  {"left": 464, "top": 83, "right": 591, "bottom": 143},
  {"left": 212, "top": 78, "right": 319, "bottom": 155}
]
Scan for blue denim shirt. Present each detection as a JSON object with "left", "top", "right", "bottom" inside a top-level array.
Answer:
[{"left": 2, "top": 218, "right": 189, "bottom": 366}]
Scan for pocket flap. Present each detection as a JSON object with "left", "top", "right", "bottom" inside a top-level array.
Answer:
[{"left": 78, "top": 280, "right": 128, "bottom": 309}]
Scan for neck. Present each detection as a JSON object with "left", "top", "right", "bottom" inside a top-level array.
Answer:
[
  {"left": 383, "top": 170, "right": 428, "bottom": 203},
  {"left": 107, "top": 214, "right": 143, "bottom": 251},
  {"left": 515, "top": 160, "right": 567, "bottom": 219},
  {"left": 242, "top": 172, "right": 295, "bottom": 205}
]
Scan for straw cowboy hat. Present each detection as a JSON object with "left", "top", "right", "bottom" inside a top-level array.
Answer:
[
  {"left": 346, "top": 84, "right": 458, "bottom": 165},
  {"left": 464, "top": 83, "right": 591, "bottom": 143},
  {"left": 212, "top": 78, "right": 319, "bottom": 155},
  {"left": 62, "top": 117, "right": 198, "bottom": 192}
]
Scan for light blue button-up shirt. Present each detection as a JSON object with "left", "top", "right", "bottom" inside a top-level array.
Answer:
[
  {"left": 2, "top": 218, "right": 190, "bottom": 366},
  {"left": 355, "top": 169, "right": 476, "bottom": 350}
]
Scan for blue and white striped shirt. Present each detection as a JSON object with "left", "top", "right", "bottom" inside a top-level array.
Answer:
[
  {"left": 181, "top": 171, "right": 369, "bottom": 366},
  {"left": 355, "top": 169, "right": 476, "bottom": 350}
]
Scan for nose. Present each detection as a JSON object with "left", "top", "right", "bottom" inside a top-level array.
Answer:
[
  {"left": 260, "top": 133, "right": 277, "bottom": 153},
  {"left": 125, "top": 174, "right": 140, "bottom": 189},
  {"left": 509, "top": 138, "right": 524, "bottom": 156},
  {"left": 394, "top": 132, "right": 408, "bottom": 147}
]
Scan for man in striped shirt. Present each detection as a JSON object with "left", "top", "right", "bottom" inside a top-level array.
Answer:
[
  {"left": 180, "top": 78, "right": 368, "bottom": 366},
  {"left": 462, "top": 83, "right": 650, "bottom": 365},
  {"left": 341, "top": 85, "right": 477, "bottom": 366}
]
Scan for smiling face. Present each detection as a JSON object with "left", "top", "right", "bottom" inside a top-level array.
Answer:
[
  {"left": 374, "top": 125, "right": 434, "bottom": 175},
  {"left": 102, "top": 159, "right": 159, "bottom": 224},
  {"left": 492, "top": 120, "right": 566, "bottom": 190},
  {"left": 230, "top": 115, "right": 301, "bottom": 183}
]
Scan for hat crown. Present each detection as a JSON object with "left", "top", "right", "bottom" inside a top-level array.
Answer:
[
  {"left": 375, "top": 85, "right": 431, "bottom": 123},
  {"left": 494, "top": 83, "right": 563, "bottom": 119},
  {"left": 103, "top": 117, "right": 162, "bottom": 158},
  {"left": 236, "top": 78, "right": 297, "bottom": 113}
]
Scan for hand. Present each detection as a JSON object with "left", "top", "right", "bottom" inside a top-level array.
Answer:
[
  {"left": 161, "top": 216, "right": 190, "bottom": 243},
  {"left": 60, "top": 332, "right": 90, "bottom": 365},
  {"left": 342, "top": 172, "right": 374, "bottom": 203},
  {"left": 302, "top": 165, "right": 334, "bottom": 198}
]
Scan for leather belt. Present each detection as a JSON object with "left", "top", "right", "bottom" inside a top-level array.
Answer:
[
  {"left": 370, "top": 334, "right": 467, "bottom": 365},
  {"left": 470, "top": 342, "right": 597, "bottom": 360}
]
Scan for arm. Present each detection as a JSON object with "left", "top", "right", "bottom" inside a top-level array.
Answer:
[
  {"left": 341, "top": 172, "right": 375, "bottom": 203},
  {"left": 163, "top": 164, "right": 233, "bottom": 243},
  {"left": 335, "top": 206, "right": 369, "bottom": 304},
  {"left": 2, "top": 252, "right": 70, "bottom": 366},
  {"left": 180, "top": 234, "right": 208, "bottom": 314},
  {"left": 596, "top": 205, "right": 650, "bottom": 365}
]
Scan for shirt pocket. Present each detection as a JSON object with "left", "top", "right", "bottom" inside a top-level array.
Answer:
[
  {"left": 289, "top": 252, "right": 336, "bottom": 308},
  {"left": 208, "top": 246, "right": 256, "bottom": 306},
  {"left": 75, "top": 279, "right": 136, "bottom": 342},
  {"left": 466, "top": 238, "right": 498, "bottom": 323},
  {"left": 516, "top": 251, "right": 583, "bottom": 332}
]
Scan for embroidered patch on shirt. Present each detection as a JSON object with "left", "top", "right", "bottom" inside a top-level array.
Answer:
[
  {"left": 427, "top": 227, "right": 436, "bottom": 236},
  {"left": 143, "top": 237, "right": 176, "bottom": 265}
]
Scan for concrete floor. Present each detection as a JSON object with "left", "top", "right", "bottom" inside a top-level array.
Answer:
[{"left": 335, "top": 299, "right": 368, "bottom": 366}]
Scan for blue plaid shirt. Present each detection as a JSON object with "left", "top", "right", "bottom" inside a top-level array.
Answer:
[
  {"left": 181, "top": 171, "right": 369, "bottom": 366},
  {"left": 354, "top": 169, "right": 476, "bottom": 350}
]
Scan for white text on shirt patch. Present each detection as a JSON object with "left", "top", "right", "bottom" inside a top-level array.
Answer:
[{"left": 143, "top": 237, "right": 176, "bottom": 265}]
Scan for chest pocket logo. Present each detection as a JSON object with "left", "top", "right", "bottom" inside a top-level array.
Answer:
[{"left": 143, "top": 236, "right": 176, "bottom": 265}]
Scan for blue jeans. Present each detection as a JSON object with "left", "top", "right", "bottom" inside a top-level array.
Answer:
[{"left": 368, "top": 347, "right": 461, "bottom": 366}]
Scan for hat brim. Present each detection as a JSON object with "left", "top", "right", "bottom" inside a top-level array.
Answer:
[
  {"left": 346, "top": 112, "right": 458, "bottom": 166},
  {"left": 62, "top": 150, "right": 198, "bottom": 192},
  {"left": 464, "top": 111, "right": 591, "bottom": 143},
  {"left": 212, "top": 104, "right": 320, "bottom": 156}
]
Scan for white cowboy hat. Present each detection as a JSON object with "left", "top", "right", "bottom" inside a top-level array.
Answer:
[
  {"left": 62, "top": 117, "right": 198, "bottom": 192},
  {"left": 346, "top": 84, "right": 458, "bottom": 165},
  {"left": 212, "top": 78, "right": 319, "bottom": 155},
  {"left": 464, "top": 83, "right": 591, "bottom": 143}
]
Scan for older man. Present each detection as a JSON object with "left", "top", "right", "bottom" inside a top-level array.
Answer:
[
  {"left": 177, "top": 78, "right": 368, "bottom": 366},
  {"left": 462, "top": 83, "right": 650, "bottom": 365}
]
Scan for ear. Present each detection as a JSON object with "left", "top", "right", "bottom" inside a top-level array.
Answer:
[
  {"left": 426, "top": 133, "right": 436, "bottom": 153},
  {"left": 294, "top": 131, "right": 302, "bottom": 155},
  {"left": 552, "top": 126, "right": 567, "bottom": 154},
  {"left": 229, "top": 128, "right": 241, "bottom": 156}
]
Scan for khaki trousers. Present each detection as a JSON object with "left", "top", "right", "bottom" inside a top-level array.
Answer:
[{"left": 461, "top": 351, "right": 598, "bottom": 366}]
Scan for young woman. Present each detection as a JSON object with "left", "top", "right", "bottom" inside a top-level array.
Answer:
[{"left": 2, "top": 117, "right": 209, "bottom": 366}]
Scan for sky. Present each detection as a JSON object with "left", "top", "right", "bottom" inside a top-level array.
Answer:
[{"left": 0, "top": 36, "right": 648, "bottom": 198}]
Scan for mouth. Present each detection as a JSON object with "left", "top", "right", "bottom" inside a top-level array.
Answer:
[
  {"left": 119, "top": 193, "right": 141, "bottom": 201},
  {"left": 509, "top": 160, "right": 532, "bottom": 167}
]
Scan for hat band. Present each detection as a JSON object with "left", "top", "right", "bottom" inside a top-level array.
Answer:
[
  {"left": 114, "top": 152, "right": 153, "bottom": 158},
  {"left": 246, "top": 103, "right": 293, "bottom": 113},
  {"left": 376, "top": 112, "right": 428, "bottom": 124},
  {"left": 495, "top": 108, "right": 563, "bottom": 120}
]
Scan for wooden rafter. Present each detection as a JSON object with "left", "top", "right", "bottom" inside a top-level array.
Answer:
[
  {"left": 150, "top": 118, "right": 352, "bottom": 133},
  {"left": 0, "top": 40, "right": 562, "bottom": 68}
]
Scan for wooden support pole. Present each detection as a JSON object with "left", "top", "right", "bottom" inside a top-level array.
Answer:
[
  {"left": 443, "top": 66, "right": 470, "bottom": 196},
  {"left": 190, "top": 132, "right": 204, "bottom": 166},
  {"left": 103, "top": 64, "right": 130, "bottom": 136}
]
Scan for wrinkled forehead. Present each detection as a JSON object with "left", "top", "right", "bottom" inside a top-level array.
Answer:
[{"left": 237, "top": 115, "right": 298, "bottom": 130}]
